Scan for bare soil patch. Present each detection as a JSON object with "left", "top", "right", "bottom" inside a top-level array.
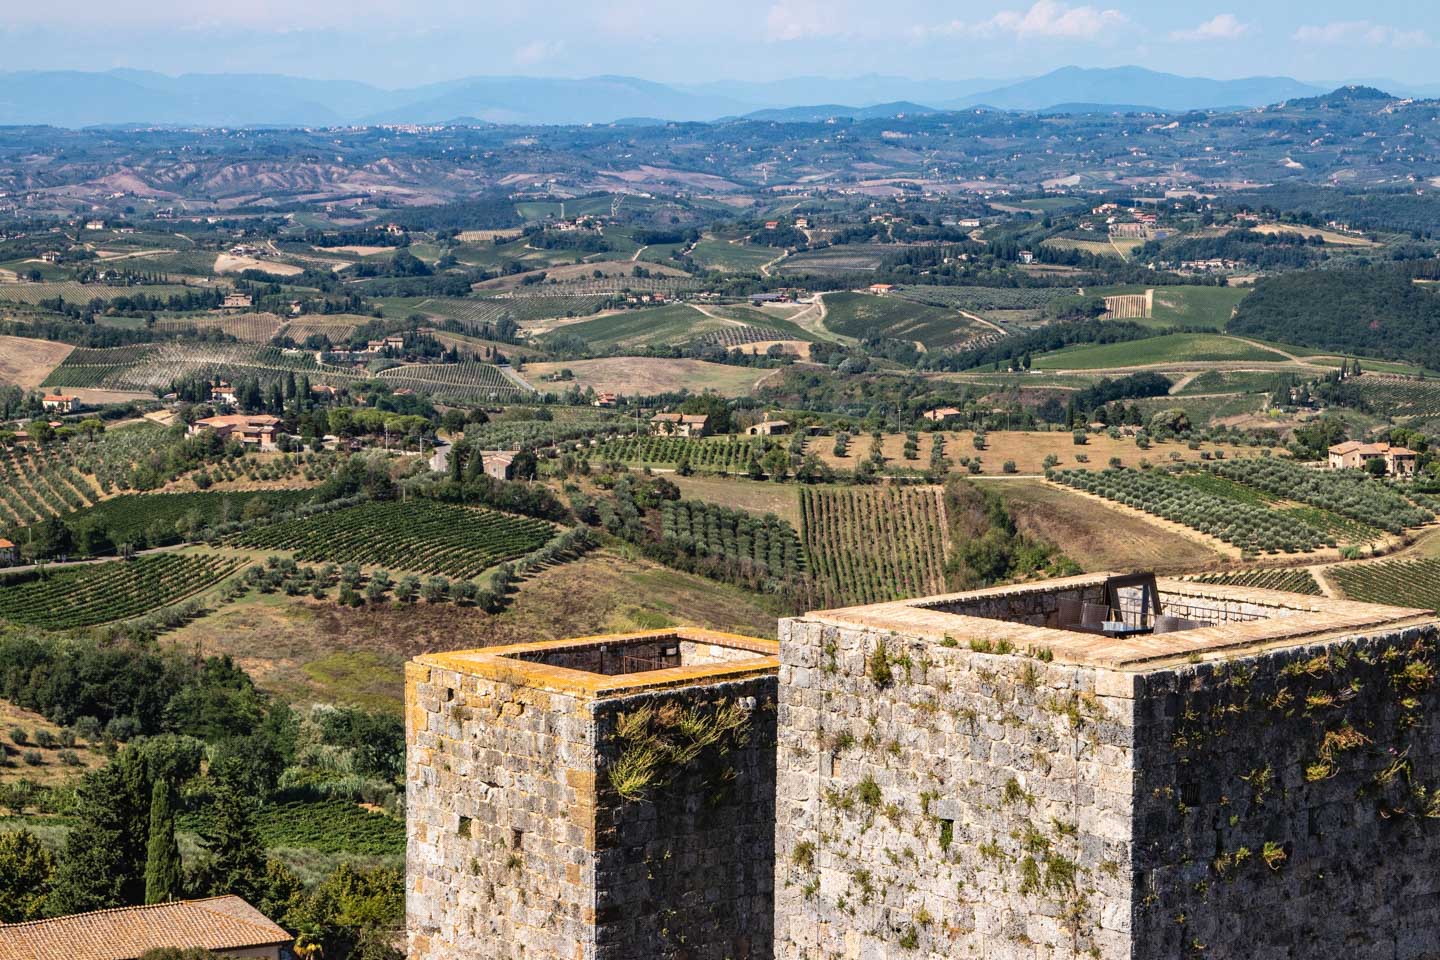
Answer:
[
  {"left": 214, "top": 253, "right": 305, "bottom": 276},
  {"left": 992, "top": 479, "right": 1227, "bottom": 574},
  {"left": 0, "top": 336, "right": 72, "bottom": 389},
  {"left": 522, "top": 358, "right": 768, "bottom": 398}
]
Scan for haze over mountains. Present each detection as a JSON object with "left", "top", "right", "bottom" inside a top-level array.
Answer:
[{"left": 0, "top": 66, "right": 1434, "bottom": 129}]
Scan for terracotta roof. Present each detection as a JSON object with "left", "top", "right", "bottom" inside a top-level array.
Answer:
[
  {"left": 0, "top": 539, "right": 14, "bottom": 548},
  {"left": 0, "top": 896, "right": 291, "bottom": 960},
  {"left": 42, "top": 395, "right": 75, "bottom": 402}
]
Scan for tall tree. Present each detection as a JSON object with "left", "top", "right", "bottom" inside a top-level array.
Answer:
[
  {"left": 48, "top": 750, "right": 149, "bottom": 913},
  {"left": 195, "top": 776, "right": 267, "bottom": 903},
  {"left": 0, "top": 830, "right": 54, "bottom": 921},
  {"left": 144, "top": 779, "right": 182, "bottom": 904}
]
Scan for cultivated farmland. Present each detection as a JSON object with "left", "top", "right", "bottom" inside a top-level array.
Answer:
[
  {"left": 1330, "top": 558, "right": 1440, "bottom": 612},
  {"left": 0, "top": 553, "right": 244, "bottom": 628},
  {"left": 800, "top": 485, "right": 949, "bottom": 606},
  {"left": 822, "top": 292, "right": 979, "bottom": 350},
  {"left": 227, "top": 500, "right": 554, "bottom": 578}
]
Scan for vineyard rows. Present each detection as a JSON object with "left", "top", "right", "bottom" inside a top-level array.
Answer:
[
  {"left": 1330, "top": 558, "right": 1440, "bottom": 612},
  {"left": 659, "top": 499, "right": 804, "bottom": 579},
  {"left": 375, "top": 362, "right": 531, "bottom": 402},
  {"left": 587, "top": 436, "right": 779, "bottom": 472},
  {"left": 45, "top": 342, "right": 356, "bottom": 392},
  {"left": 1183, "top": 568, "right": 1322, "bottom": 595},
  {"left": 0, "top": 553, "right": 244, "bottom": 629},
  {"left": 1207, "top": 460, "right": 1433, "bottom": 533},
  {"left": 1340, "top": 374, "right": 1440, "bottom": 420},
  {"left": 800, "top": 486, "right": 949, "bottom": 607},
  {"left": 279, "top": 318, "right": 362, "bottom": 344},
  {"left": 152, "top": 313, "right": 286, "bottom": 343},
  {"left": 895, "top": 286, "right": 1068, "bottom": 311},
  {"left": 1055, "top": 468, "right": 1332, "bottom": 554},
  {"left": 693, "top": 325, "right": 788, "bottom": 348},
  {"left": 418, "top": 296, "right": 609, "bottom": 326},
  {"left": 227, "top": 500, "right": 554, "bottom": 578},
  {"left": 0, "top": 443, "right": 99, "bottom": 526},
  {"left": 504, "top": 277, "right": 699, "bottom": 298},
  {"left": 0, "top": 281, "right": 195, "bottom": 305}
]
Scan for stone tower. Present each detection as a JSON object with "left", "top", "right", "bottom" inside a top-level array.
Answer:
[
  {"left": 406, "top": 629, "right": 779, "bottom": 960},
  {"left": 774, "top": 574, "right": 1440, "bottom": 959}
]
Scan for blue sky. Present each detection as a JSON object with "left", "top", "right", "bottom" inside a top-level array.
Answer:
[{"left": 1, "top": 0, "right": 1433, "bottom": 86}]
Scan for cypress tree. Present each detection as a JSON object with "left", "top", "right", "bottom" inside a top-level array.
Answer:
[
  {"left": 144, "top": 779, "right": 182, "bottom": 904},
  {"left": 196, "top": 778, "right": 267, "bottom": 903},
  {"left": 47, "top": 750, "right": 149, "bottom": 913},
  {"left": 449, "top": 442, "right": 464, "bottom": 483}
]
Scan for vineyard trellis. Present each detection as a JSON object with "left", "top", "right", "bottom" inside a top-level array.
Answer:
[
  {"left": 0, "top": 553, "right": 243, "bottom": 629},
  {"left": 659, "top": 499, "right": 805, "bottom": 580},
  {"left": 1330, "top": 558, "right": 1440, "bottom": 612},
  {"left": 1054, "top": 468, "right": 1333, "bottom": 554},
  {"left": 1183, "top": 568, "right": 1323, "bottom": 595},
  {"left": 586, "top": 436, "right": 779, "bottom": 473},
  {"left": 799, "top": 485, "right": 950, "bottom": 607},
  {"left": 226, "top": 500, "right": 554, "bottom": 578}
]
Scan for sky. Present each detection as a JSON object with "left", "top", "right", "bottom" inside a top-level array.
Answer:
[{"left": 0, "top": 0, "right": 1434, "bottom": 87}]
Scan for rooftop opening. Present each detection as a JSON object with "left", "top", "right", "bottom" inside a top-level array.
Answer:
[
  {"left": 501, "top": 633, "right": 772, "bottom": 676},
  {"left": 925, "top": 573, "right": 1301, "bottom": 638}
]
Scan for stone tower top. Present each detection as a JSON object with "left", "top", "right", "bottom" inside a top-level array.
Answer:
[
  {"left": 412, "top": 627, "right": 779, "bottom": 700},
  {"left": 802, "top": 571, "right": 1433, "bottom": 670}
]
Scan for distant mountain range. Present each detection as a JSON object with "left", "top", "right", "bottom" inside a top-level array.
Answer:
[{"left": 0, "top": 66, "right": 1426, "bottom": 128}]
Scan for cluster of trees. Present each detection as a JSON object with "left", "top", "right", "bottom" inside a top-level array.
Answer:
[
  {"left": 0, "top": 626, "right": 405, "bottom": 955},
  {"left": 925, "top": 319, "right": 1156, "bottom": 373},
  {"left": 943, "top": 478, "right": 1078, "bottom": 589},
  {"left": 1228, "top": 266, "right": 1440, "bottom": 365}
]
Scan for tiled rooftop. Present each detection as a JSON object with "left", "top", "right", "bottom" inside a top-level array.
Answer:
[
  {"left": 802, "top": 572, "right": 1435, "bottom": 671},
  {"left": 0, "top": 896, "right": 290, "bottom": 960}
]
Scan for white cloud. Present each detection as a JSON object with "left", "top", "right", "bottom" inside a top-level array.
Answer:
[
  {"left": 919, "top": 1, "right": 1128, "bottom": 41},
  {"left": 1170, "top": 14, "right": 1249, "bottom": 42},
  {"left": 513, "top": 39, "right": 564, "bottom": 66},
  {"left": 765, "top": 0, "right": 841, "bottom": 41},
  {"left": 1294, "top": 21, "right": 1429, "bottom": 49}
]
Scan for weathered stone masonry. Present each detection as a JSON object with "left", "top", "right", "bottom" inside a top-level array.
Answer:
[
  {"left": 774, "top": 574, "right": 1440, "bottom": 960},
  {"left": 407, "top": 629, "right": 780, "bottom": 960}
]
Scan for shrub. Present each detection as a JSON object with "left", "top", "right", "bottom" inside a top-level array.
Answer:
[
  {"left": 1002, "top": 460, "right": 1018, "bottom": 474},
  {"left": 32, "top": 730, "right": 56, "bottom": 749},
  {"left": 58, "top": 749, "right": 82, "bottom": 767},
  {"left": 8, "top": 727, "right": 27, "bottom": 747},
  {"left": 21, "top": 750, "right": 43, "bottom": 767},
  {"left": 1072, "top": 430, "right": 1088, "bottom": 446}
]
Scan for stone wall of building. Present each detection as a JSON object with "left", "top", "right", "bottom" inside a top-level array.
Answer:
[
  {"left": 591, "top": 677, "right": 778, "bottom": 960},
  {"left": 407, "top": 653, "right": 778, "bottom": 960},
  {"left": 406, "top": 660, "right": 598, "bottom": 960},
  {"left": 1130, "top": 625, "right": 1440, "bottom": 959},
  {"left": 774, "top": 618, "right": 1138, "bottom": 960}
]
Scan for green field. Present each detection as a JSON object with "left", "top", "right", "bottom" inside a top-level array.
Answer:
[
  {"left": 1092, "top": 284, "right": 1253, "bottom": 330},
  {"left": 547, "top": 304, "right": 722, "bottom": 350},
  {"left": 821, "top": 292, "right": 978, "bottom": 350},
  {"left": 1030, "top": 334, "right": 1290, "bottom": 370},
  {"left": 43, "top": 490, "right": 315, "bottom": 554},
  {"left": 691, "top": 239, "right": 784, "bottom": 272}
]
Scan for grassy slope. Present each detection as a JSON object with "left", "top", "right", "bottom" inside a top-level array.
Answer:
[
  {"left": 548, "top": 304, "right": 720, "bottom": 349},
  {"left": 691, "top": 239, "right": 783, "bottom": 272},
  {"left": 1030, "top": 333, "right": 1290, "bottom": 370},
  {"left": 164, "top": 551, "right": 785, "bottom": 714},
  {"left": 822, "top": 292, "right": 977, "bottom": 349}
]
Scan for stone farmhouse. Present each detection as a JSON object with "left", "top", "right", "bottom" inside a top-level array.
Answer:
[
  {"left": 1328, "top": 440, "right": 1418, "bottom": 476},
  {"left": 0, "top": 895, "right": 292, "bottom": 960},
  {"left": 408, "top": 574, "right": 1440, "bottom": 960},
  {"left": 40, "top": 394, "right": 79, "bottom": 414},
  {"left": 0, "top": 538, "right": 17, "bottom": 565},
  {"left": 651, "top": 412, "right": 710, "bottom": 438},
  {"left": 187, "top": 414, "right": 281, "bottom": 451}
]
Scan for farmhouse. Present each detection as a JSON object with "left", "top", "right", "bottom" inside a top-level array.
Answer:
[
  {"left": 867, "top": 283, "right": 895, "bottom": 295},
  {"left": 222, "top": 293, "right": 253, "bottom": 310},
  {"left": 188, "top": 414, "right": 281, "bottom": 451},
  {"left": 923, "top": 406, "right": 963, "bottom": 423},
  {"left": 211, "top": 381, "right": 239, "bottom": 405},
  {"left": 1017, "top": 250, "right": 1035, "bottom": 264},
  {"left": 471, "top": 449, "right": 521, "bottom": 481},
  {"left": 746, "top": 419, "right": 791, "bottom": 436},
  {"left": 1327, "top": 441, "right": 1418, "bottom": 476},
  {"left": 40, "top": 251, "right": 62, "bottom": 264},
  {"left": 84, "top": 219, "right": 106, "bottom": 231},
  {"left": 0, "top": 895, "right": 292, "bottom": 960},
  {"left": 592, "top": 392, "right": 619, "bottom": 408},
  {"left": 41, "top": 394, "right": 78, "bottom": 414},
  {"left": 650, "top": 412, "right": 709, "bottom": 438},
  {"left": 0, "top": 538, "right": 16, "bottom": 565}
]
